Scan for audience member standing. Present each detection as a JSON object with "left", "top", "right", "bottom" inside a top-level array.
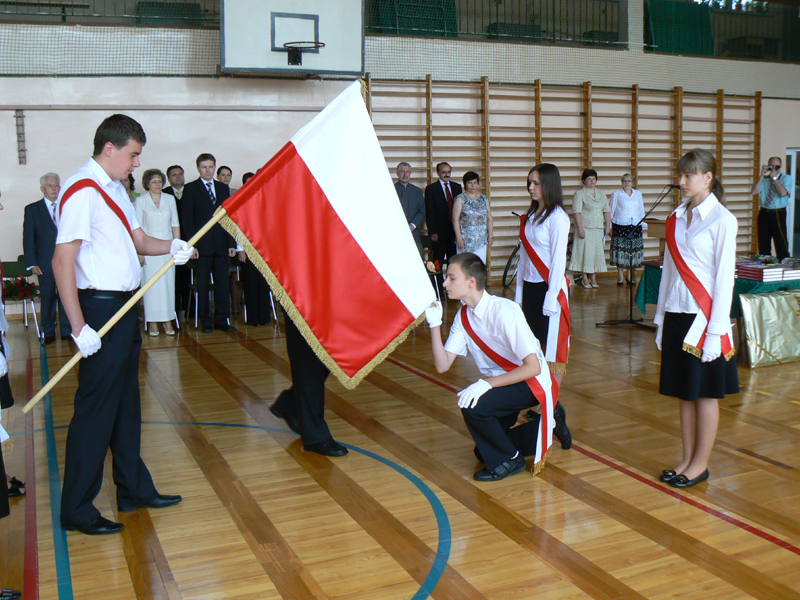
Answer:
[
  {"left": 751, "top": 156, "right": 791, "bottom": 260},
  {"left": 394, "top": 162, "right": 425, "bottom": 253},
  {"left": 425, "top": 162, "right": 462, "bottom": 291},
  {"left": 217, "top": 165, "right": 237, "bottom": 194},
  {"left": 163, "top": 165, "right": 189, "bottom": 318},
  {"left": 568, "top": 169, "right": 611, "bottom": 288},
  {"left": 609, "top": 173, "right": 645, "bottom": 286},
  {"left": 182, "top": 153, "right": 237, "bottom": 333},
  {"left": 23, "top": 172, "right": 72, "bottom": 343},
  {"left": 452, "top": 171, "right": 493, "bottom": 263},
  {"left": 655, "top": 148, "right": 738, "bottom": 489},
  {"left": 135, "top": 169, "right": 181, "bottom": 336}
]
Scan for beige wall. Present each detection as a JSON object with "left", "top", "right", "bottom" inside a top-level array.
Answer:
[{"left": 761, "top": 98, "right": 800, "bottom": 166}]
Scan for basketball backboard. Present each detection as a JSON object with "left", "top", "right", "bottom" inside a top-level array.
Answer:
[{"left": 221, "top": 0, "right": 364, "bottom": 76}]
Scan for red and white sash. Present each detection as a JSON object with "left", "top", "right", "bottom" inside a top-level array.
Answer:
[
  {"left": 460, "top": 308, "right": 558, "bottom": 475},
  {"left": 665, "top": 213, "right": 734, "bottom": 360},
  {"left": 519, "top": 215, "right": 570, "bottom": 365},
  {"left": 60, "top": 179, "right": 135, "bottom": 242}
]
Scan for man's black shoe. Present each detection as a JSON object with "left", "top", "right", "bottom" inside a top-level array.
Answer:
[
  {"left": 202, "top": 326, "right": 213, "bottom": 333},
  {"left": 0, "top": 588, "right": 22, "bottom": 600},
  {"left": 553, "top": 403, "right": 572, "bottom": 449},
  {"left": 43, "top": 335, "right": 55, "bottom": 345},
  {"left": 61, "top": 515, "right": 124, "bottom": 535},
  {"left": 270, "top": 402, "right": 301, "bottom": 435},
  {"left": 118, "top": 494, "right": 183, "bottom": 513},
  {"left": 473, "top": 454, "right": 526, "bottom": 481},
  {"left": 215, "top": 324, "right": 235, "bottom": 332},
  {"left": 304, "top": 439, "right": 349, "bottom": 457}
]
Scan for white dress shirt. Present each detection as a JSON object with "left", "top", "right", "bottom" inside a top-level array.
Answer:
[
  {"left": 654, "top": 193, "right": 737, "bottom": 336},
  {"left": 514, "top": 207, "right": 570, "bottom": 313},
  {"left": 445, "top": 291, "right": 543, "bottom": 378},
  {"left": 56, "top": 158, "right": 142, "bottom": 291},
  {"left": 609, "top": 188, "right": 645, "bottom": 226}
]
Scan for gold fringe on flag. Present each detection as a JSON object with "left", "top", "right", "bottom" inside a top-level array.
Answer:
[
  {"left": 530, "top": 449, "right": 548, "bottom": 477},
  {"left": 220, "top": 215, "right": 423, "bottom": 390},
  {"left": 682, "top": 342, "right": 735, "bottom": 361}
]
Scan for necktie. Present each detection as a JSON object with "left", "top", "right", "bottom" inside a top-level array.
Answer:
[
  {"left": 445, "top": 183, "right": 453, "bottom": 217},
  {"left": 51, "top": 202, "right": 58, "bottom": 227},
  {"left": 206, "top": 182, "right": 216, "bottom": 206},
  {"left": 765, "top": 179, "right": 775, "bottom": 208},
  {"left": 174, "top": 188, "right": 182, "bottom": 200}
]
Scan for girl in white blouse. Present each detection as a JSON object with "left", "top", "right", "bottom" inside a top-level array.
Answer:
[{"left": 654, "top": 148, "right": 739, "bottom": 489}]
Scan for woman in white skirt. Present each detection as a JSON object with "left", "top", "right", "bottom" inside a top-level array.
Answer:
[
  {"left": 567, "top": 169, "right": 611, "bottom": 288},
  {"left": 655, "top": 148, "right": 739, "bottom": 488},
  {"left": 135, "top": 169, "right": 180, "bottom": 336}
]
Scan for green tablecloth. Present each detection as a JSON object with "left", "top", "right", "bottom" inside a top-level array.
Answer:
[{"left": 634, "top": 265, "right": 800, "bottom": 318}]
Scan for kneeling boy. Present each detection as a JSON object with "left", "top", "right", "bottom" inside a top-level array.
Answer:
[{"left": 426, "top": 253, "right": 570, "bottom": 481}]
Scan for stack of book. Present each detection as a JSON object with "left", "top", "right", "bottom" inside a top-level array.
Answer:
[
  {"left": 737, "top": 264, "right": 786, "bottom": 282},
  {"left": 783, "top": 267, "right": 800, "bottom": 281}
]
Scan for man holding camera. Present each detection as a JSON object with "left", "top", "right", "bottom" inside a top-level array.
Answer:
[{"left": 751, "top": 156, "right": 791, "bottom": 260}]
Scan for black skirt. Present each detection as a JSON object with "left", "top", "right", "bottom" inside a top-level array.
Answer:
[
  {"left": 610, "top": 223, "right": 644, "bottom": 268},
  {"left": 659, "top": 312, "right": 739, "bottom": 401},
  {"left": 521, "top": 281, "right": 549, "bottom": 353}
]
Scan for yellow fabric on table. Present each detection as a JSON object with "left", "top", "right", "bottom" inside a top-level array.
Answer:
[{"left": 739, "top": 291, "right": 800, "bottom": 368}]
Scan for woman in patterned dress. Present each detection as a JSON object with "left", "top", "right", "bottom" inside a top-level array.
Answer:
[{"left": 452, "top": 171, "right": 493, "bottom": 263}]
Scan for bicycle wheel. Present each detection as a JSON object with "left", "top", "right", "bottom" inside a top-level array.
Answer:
[{"left": 502, "top": 244, "right": 520, "bottom": 288}]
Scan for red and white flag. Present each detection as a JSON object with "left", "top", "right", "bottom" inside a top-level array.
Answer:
[{"left": 221, "top": 81, "right": 435, "bottom": 388}]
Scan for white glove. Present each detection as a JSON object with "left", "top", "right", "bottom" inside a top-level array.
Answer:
[
  {"left": 425, "top": 301, "right": 443, "bottom": 328},
  {"left": 701, "top": 334, "right": 722, "bottom": 363},
  {"left": 457, "top": 379, "right": 492, "bottom": 409},
  {"left": 72, "top": 324, "right": 102, "bottom": 358},
  {"left": 543, "top": 307, "right": 556, "bottom": 317},
  {"left": 655, "top": 325, "right": 662, "bottom": 351},
  {"left": 170, "top": 239, "right": 194, "bottom": 266}
]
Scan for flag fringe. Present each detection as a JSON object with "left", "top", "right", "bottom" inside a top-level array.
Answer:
[
  {"left": 220, "top": 215, "right": 422, "bottom": 390},
  {"left": 530, "top": 449, "right": 548, "bottom": 477}
]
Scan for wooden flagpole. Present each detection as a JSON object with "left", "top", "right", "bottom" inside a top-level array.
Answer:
[{"left": 21, "top": 207, "right": 229, "bottom": 414}]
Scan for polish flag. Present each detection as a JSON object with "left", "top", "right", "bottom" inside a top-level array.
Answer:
[{"left": 221, "top": 81, "right": 435, "bottom": 389}]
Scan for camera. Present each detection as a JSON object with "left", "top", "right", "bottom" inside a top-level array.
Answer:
[{"left": 765, "top": 166, "right": 773, "bottom": 172}]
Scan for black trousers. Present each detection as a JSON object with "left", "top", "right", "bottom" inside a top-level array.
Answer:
[
  {"left": 195, "top": 253, "right": 231, "bottom": 329},
  {"left": 757, "top": 207, "right": 789, "bottom": 260},
  {"left": 241, "top": 259, "right": 271, "bottom": 325},
  {"left": 273, "top": 314, "right": 333, "bottom": 446},
  {"left": 39, "top": 270, "right": 71, "bottom": 337},
  {"left": 60, "top": 294, "right": 157, "bottom": 525},
  {"left": 174, "top": 263, "right": 190, "bottom": 316},
  {"left": 461, "top": 380, "right": 541, "bottom": 470},
  {"left": 431, "top": 237, "right": 457, "bottom": 290}
]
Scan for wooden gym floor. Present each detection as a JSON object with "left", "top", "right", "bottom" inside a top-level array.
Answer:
[{"left": 2, "top": 281, "right": 800, "bottom": 600}]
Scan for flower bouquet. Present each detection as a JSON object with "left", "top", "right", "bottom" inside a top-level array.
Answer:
[{"left": 3, "top": 277, "right": 39, "bottom": 301}]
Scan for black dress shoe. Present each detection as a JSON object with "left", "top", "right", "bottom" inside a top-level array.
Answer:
[
  {"left": 43, "top": 335, "right": 56, "bottom": 345},
  {"left": 304, "top": 439, "right": 349, "bottom": 456},
  {"left": 202, "top": 326, "right": 213, "bottom": 333},
  {"left": 270, "top": 402, "right": 301, "bottom": 435},
  {"left": 553, "top": 403, "right": 572, "bottom": 449},
  {"left": 474, "top": 454, "right": 526, "bottom": 481},
  {"left": 1, "top": 588, "right": 22, "bottom": 600},
  {"left": 118, "top": 494, "right": 183, "bottom": 512},
  {"left": 7, "top": 477, "right": 24, "bottom": 498},
  {"left": 669, "top": 469, "right": 709, "bottom": 488},
  {"left": 215, "top": 324, "right": 235, "bottom": 332},
  {"left": 62, "top": 515, "right": 124, "bottom": 535},
  {"left": 659, "top": 469, "right": 679, "bottom": 483}
]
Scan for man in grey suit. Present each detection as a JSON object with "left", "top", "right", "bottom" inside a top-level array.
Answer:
[
  {"left": 23, "top": 173, "right": 71, "bottom": 344},
  {"left": 394, "top": 162, "right": 425, "bottom": 253}
]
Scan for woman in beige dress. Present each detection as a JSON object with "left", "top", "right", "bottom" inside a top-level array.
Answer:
[
  {"left": 135, "top": 169, "right": 180, "bottom": 336},
  {"left": 568, "top": 169, "right": 611, "bottom": 288}
]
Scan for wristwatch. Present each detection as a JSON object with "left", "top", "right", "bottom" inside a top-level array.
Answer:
[{"left": 772, "top": 175, "right": 779, "bottom": 181}]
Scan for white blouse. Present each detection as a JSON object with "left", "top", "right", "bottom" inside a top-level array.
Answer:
[
  {"left": 514, "top": 206, "right": 570, "bottom": 314},
  {"left": 609, "top": 188, "right": 645, "bottom": 226},
  {"left": 654, "top": 193, "right": 737, "bottom": 336},
  {"left": 134, "top": 192, "right": 180, "bottom": 241}
]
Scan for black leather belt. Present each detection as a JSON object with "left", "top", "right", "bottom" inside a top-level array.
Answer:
[
  {"left": 78, "top": 289, "right": 138, "bottom": 300},
  {"left": 762, "top": 207, "right": 786, "bottom": 211}
]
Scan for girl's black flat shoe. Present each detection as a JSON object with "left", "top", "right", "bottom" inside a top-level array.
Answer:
[
  {"left": 669, "top": 469, "right": 709, "bottom": 488},
  {"left": 659, "top": 469, "right": 678, "bottom": 483}
]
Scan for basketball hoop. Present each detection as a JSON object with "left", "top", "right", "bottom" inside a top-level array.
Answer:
[{"left": 283, "top": 41, "right": 326, "bottom": 66}]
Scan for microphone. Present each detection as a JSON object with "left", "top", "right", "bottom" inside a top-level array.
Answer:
[{"left": 667, "top": 184, "right": 681, "bottom": 189}]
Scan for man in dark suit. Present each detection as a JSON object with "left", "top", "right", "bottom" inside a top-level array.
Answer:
[
  {"left": 23, "top": 173, "right": 71, "bottom": 343},
  {"left": 425, "top": 162, "right": 462, "bottom": 289},
  {"left": 163, "top": 165, "right": 190, "bottom": 317},
  {"left": 394, "top": 162, "right": 425, "bottom": 252},
  {"left": 182, "top": 153, "right": 237, "bottom": 333}
]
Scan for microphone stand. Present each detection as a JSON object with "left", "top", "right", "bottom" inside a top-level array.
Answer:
[{"left": 596, "top": 184, "right": 676, "bottom": 329}]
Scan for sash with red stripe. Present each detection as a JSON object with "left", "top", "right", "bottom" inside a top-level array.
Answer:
[
  {"left": 460, "top": 308, "right": 558, "bottom": 473},
  {"left": 665, "top": 213, "right": 733, "bottom": 358},
  {"left": 519, "top": 215, "right": 570, "bottom": 364},
  {"left": 59, "top": 179, "right": 135, "bottom": 242}
]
